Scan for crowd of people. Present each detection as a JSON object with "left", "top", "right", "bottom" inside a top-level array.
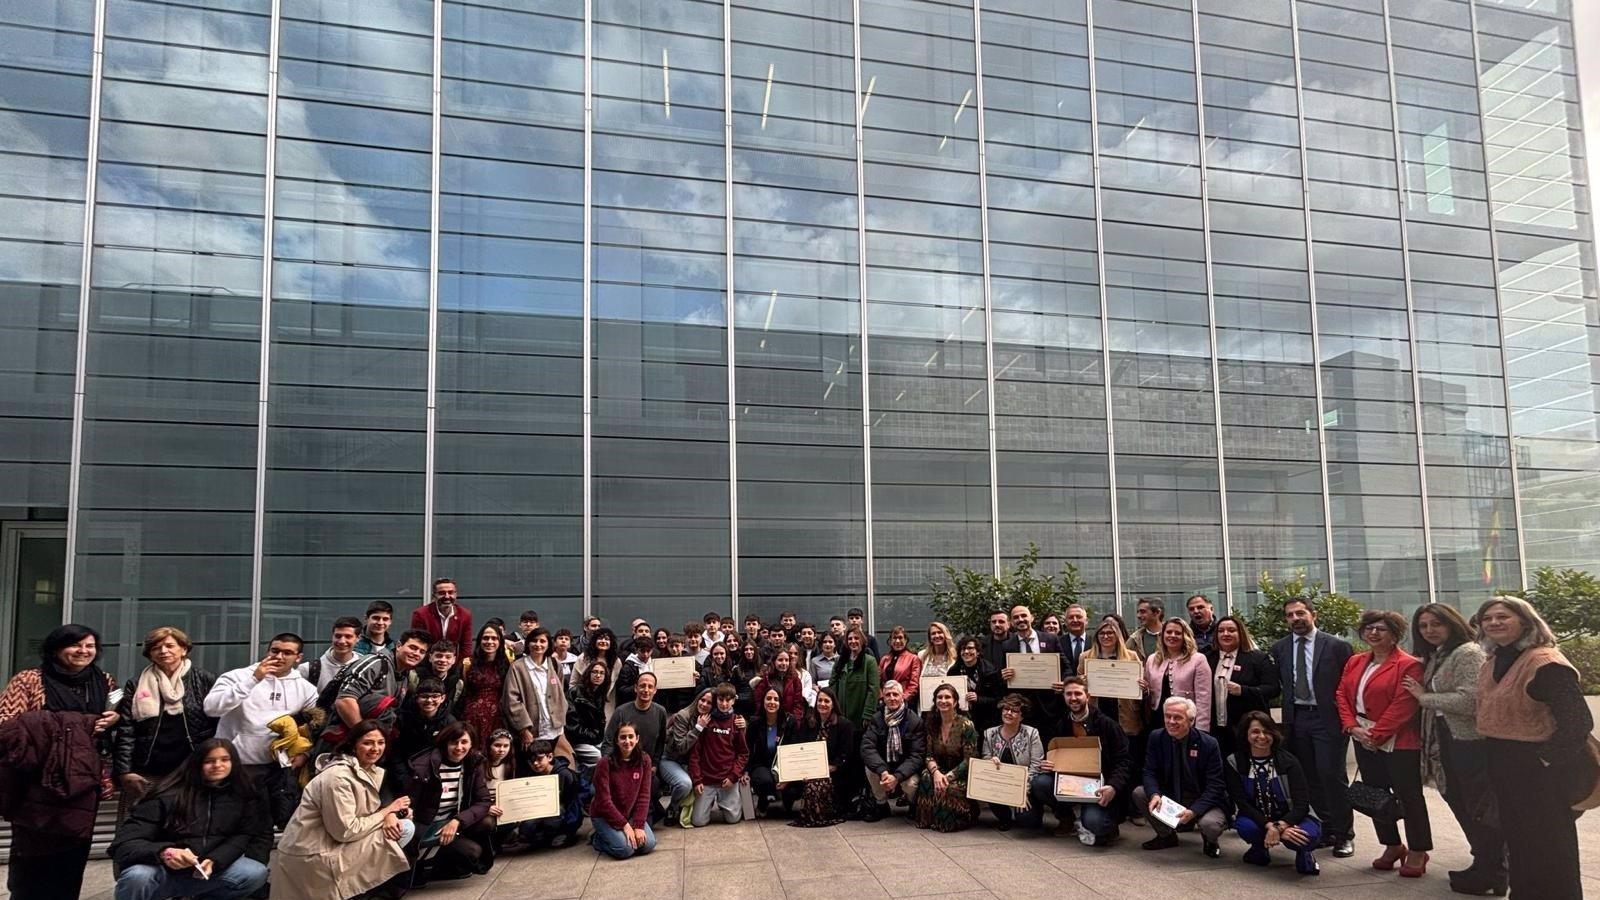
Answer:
[{"left": 0, "top": 579, "right": 1592, "bottom": 900}]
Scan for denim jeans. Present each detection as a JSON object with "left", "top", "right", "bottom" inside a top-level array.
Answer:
[
  {"left": 590, "top": 818, "right": 657, "bottom": 860},
  {"left": 114, "top": 858, "right": 269, "bottom": 900},
  {"left": 657, "top": 759, "right": 694, "bottom": 808}
]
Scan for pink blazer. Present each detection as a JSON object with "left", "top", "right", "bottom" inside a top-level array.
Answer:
[{"left": 1143, "top": 652, "right": 1214, "bottom": 732}]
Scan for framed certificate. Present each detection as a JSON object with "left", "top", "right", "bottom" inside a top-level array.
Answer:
[
  {"left": 918, "top": 673, "right": 969, "bottom": 710},
  {"left": 1083, "top": 657, "right": 1142, "bottom": 700},
  {"left": 966, "top": 758, "right": 1029, "bottom": 808},
  {"left": 495, "top": 775, "right": 560, "bottom": 824},
  {"left": 1006, "top": 652, "right": 1060, "bottom": 690},
  {"left": 652, "top": 655, "right": 697, "bottom": 690},
  {"left": 774, "top": 740, "right": 830, "bottom": 781}
]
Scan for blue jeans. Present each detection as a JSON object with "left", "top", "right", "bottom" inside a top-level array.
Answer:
[
  {"left": 657, "top": 759, "right": 693, "bottom": 808},
  {"left": 590, "top": 818, "right": 657, "bottom": 860},
  {"left": 1022, "top": 773, "right": 1117, "bottom": 838},
  {"left": 115, "top": 858, "right": 269, "bottom": 900}
]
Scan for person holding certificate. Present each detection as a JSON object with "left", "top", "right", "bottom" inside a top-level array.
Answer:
[
  {"left": 785, "top": 688, "right": 853, "bottom": 827},
  {"left": 1133, "top": 697, "right": 1228, "bottom": 858},
  {"left": 745, "top": 687, "right": 793, "bottom": 817},
  {"left": 979, "top": 694, "right": 1044, "bottom": 830},
  {"left": 1000, "top": 605, "right": 1064, "bottom": 740},
  {"left": 913, "top": 683, "right": 979, "bottom": 832},
  {"left": 1076, "top": 620, "right": 1144, "bottom": 739},
  {"left": 947, "top": 636, "right": 1006, "bottom": 733}
]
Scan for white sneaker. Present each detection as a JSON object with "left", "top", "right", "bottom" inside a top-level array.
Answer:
[{"left": 1076, "top": 823, "right": 1097, "bottom": 847}]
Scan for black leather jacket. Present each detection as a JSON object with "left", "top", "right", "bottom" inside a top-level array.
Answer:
[{"left": 112, "top": 666, "right": 219, "bottom": 778}]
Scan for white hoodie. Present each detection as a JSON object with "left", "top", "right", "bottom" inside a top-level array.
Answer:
[{"left": 204, "top": 664, "right": 318, "bottom": 764}]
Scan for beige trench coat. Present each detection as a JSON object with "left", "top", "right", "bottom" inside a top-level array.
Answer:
[{"left": 268, "top": 755, "right": 408, "bottom": 900}]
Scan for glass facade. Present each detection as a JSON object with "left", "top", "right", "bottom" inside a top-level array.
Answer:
[{"left": 1, "top": 0, "right": 1595, "bottom": 675}]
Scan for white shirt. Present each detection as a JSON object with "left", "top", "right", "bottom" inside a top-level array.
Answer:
[
  {"left": 1355, "top": 657, "right": 1382, "bottom": 718},
  {"left": 1017, "top": 631, "right": 1039, "bottom": 654},
  {"left": 296, "top": 649, "right": 357, "bottom": 692},
  {"left": 204, "top": 665, "right": 318, "bottom": 764},
  {"left": 523, "top": 655, "right": 556, "bottom": 738}
]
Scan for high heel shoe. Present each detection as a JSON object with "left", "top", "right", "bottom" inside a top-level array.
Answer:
[
  {"left": 1372, "top": 844, "right": 1408, "bottom": 871},
  {"left": 1399, "top": 852, "right": 1429, "bottom": 878}
]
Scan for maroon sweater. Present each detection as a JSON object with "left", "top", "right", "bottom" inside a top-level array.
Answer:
[
  {"left": 688, "top": 716, "right": 748, "bottom": 786},
  {"left": 591, "top": 751, "right": 653, "bottom": 830}
]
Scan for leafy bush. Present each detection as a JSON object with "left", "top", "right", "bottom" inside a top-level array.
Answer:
[
  {"left": 1244, "top": 569, "right": 1362, "bottom": 646},
  {"left": 928, "top": 544, "right": 1086, "bottom": 640},
  {"left": 1559, "top": 637, "right": 1600, "bottom": 695},
  {"left": 1512, "top": 567, "right": 1600, "bottom": 643}
]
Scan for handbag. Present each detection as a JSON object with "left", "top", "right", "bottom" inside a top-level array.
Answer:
[{"left": 1347, "top": 780, "right": 1403, "bottom": 821}]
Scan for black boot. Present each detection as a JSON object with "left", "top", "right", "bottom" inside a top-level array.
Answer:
[{"left": 1448, "top": 868, "right": 1508, "bottom": 896}]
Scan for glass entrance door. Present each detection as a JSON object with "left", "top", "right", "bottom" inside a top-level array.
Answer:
[{"left": 1, "top": 524, "right": 67, "bottom": 678}]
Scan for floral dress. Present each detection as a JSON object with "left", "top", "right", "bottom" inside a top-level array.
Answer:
[
  {"left": 913, "top": 714, "right": 979, "bottom": 832},
  {"left": 458, "top": 660, "right": 506, "bottom": 743}
]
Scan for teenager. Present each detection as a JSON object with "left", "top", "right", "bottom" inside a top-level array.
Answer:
[
  {"left": 754, "top": 647, "right": 806, "bottom": 720},
  {"left": 614, "top": 636, "right": 655, "bottom": 708},
  {"left": 566, "top": 658, "right": 612, "bottom": 772},
  {"left": 745, "top": 687, "right": 792, "bottom": 816},
  {"left": 808, "top": 632, "right": 841, "bottom": 689},
  {"left": 395, "top": 678, "right": 456, "bottom": 761},
  {"left": 353, "top": 601, "right": 395, "bottom": 657},
  {"left": 589, "top": 722, "right": 657, "bottom": 860},
  {"left": 730, "top": 638, "right": 763, "bottom": 716},
  {"left": 296, "top": 617, "right": 361, "bottom": 694},
  {"left": 516, "top": 739, "right": 582, "bottom": 849},
  {"left": 662, "top": 688, "right": 714, "bottom": 827},
  {"left": 688, "top": 684, "right": 749, "bottom": 825},
  {"left": 402, "top": 722, "right": 494, "bottom": 883},
  {"left": 698, "top": 640, "right": 736, "bottom": 692},
  {"left": 204, "top": 633, "right": 318, "bottom": 827}
]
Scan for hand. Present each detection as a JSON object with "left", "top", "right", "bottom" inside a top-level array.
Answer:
[
  {"left": 696, "top": 713, "right": 711, "bottom": 729},
  {"left": 1282, "top": 824, "right": 1311, "bottom": 846},
  {"left": 884, "top": 774, "right": 899, "bottom": 794},
  {"left": 94, "top": 711, "right": 120, "bottom": 734},
  {"left": 721, "top": 778, "right": 734, "bottom": 790},
  {"left": 489, "top": 805, "right": 504, "bottom": 819},
  {"left": 120, "top": 773, "right": 150, "bottom": 796},
  {"left": 1176, "top": 809, "right": 1195, "bottom": 826},
  {"left": 385, "top": 796, "right": 412, "bottom": 816},
  {"left": 161, "top": 847, "right": 197, "bottom": 870},
  {"left": 991, "top": 757, "right": 1003, "bottom": 770},
  {"left": 1226, "top": 682, "right": 1242, "bottom": 696},
  {"left": 1095, "top": 786, "right": 1115, "bottom": 807},
  {"left": 1147, "top": 793, "right": 1162, "bottom": 814},
  {"left": 1401, "top": 675, "right": 1424, "bottom": 699},
  {"left": 1349, "top": 726, "right": 1372, "bottom": 745},
  {"left": 1264, "top": 822, "right": 1282, "bottom": 848},
  {"left": 289, "top": 753, "right": 308, "bottom": 770},
  {"left": 195, "top": 859, "right": 214, "bottom": 879},
  {"left": 695, "top": 783, "right": 705, "bottom": 795},
  {"left": 439, "top": 819, "right": 459, "bottom": 846},
  {"left": 382, "top": 812, "right": 403, "bottom": 841},
  {"left": 622, "top": 823, "right": 637, "bottom": 848},
  {"left": 735, "top": 716, "right": 746, "bottom": 731},
  {"left": 1137, "top": 676, "right": 1149, "bottom": 692},
  {"left": 1050, "top": 680, "right": 1064, "bottom": 692},
  {"left": 775, "top": 781, "right": 788, "bottom": 791},
  {"left": 932, "top": 771, "right": 949, "bottom": 796},
  {"left": 739, "top": 773, "right": 750, "bottom": 785},
  {"left": 1001, "top": 667, "right": 1016, "bottom": 682},
  {"left": 1038, "top": 759, "right": 1055, "bottom": 773},
  {"left": 966, "top": 691, "right": 977, "bottom": 704},
  {"left": 520, "top": 728, "right": 535, "bottom": 749}
]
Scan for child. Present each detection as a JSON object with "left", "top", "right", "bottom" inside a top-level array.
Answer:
[
  {"left": 406, "top": 640, "right": 464, "bottom": 709},
  {"left": 688, "top": 684, "right": 748, "bottom": 825},
  {"left": 483, "top": 730, "right": 518, "bottom": 852},
  {"left": 518, "top": 741, "right": 583, "bottom": 850},
  {"left": 551, "top": 629, "right": 578, "bottom": 682},
  {"left": 396, "top": 679, "right": 456, "bottom": 761},
  {"left": 614, "top": 636, "right": 654, "bottom": 707}
]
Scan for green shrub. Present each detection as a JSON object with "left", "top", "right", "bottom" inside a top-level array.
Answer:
[
  {"left": 1244, "top": 569, "right": 1362, "bottom": 646},
  {"left": 1512, "top": 567, "right": 1600, "bottom": 643},
  {"left": 1558, "top": 637, "right": 1600, "bottom": 695},
  {"left": 928, "top": 543, "right": 1086, "bottom": 640}
]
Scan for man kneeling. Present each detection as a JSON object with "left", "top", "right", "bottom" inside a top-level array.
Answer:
[{"left": 1132, "top": 697, "right": 1228, "bottom": 858}]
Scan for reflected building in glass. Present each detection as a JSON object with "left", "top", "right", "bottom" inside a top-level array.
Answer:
[{"left": 0, "top": 0, "right": 1595, "bottom": 674}]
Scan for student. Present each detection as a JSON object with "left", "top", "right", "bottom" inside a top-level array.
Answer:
[
  {"left": 662, "top": 688, "right": 714, "bottom": 827},
  {"left": 879, "top": 626, "right": 924, "bottom": 711},
  {"left": 947, "top": 636, "right": 1006, "bottom": 734},
  {"left": 783, "top": 641, "right": 819, "bottom": 707},
  {"left": 731, "top": 638, "right": 763, "bottom": 716},
  {"left": 795, "top": 622, "right": 819, "bottom": 670},
  {"left": 411, "top": 640, "right": 464, "bottom": 709},
  {"left": 913, "top": 683, "right": 978, "bottom": 832},
  {"left": 481, "top": 729, "right": 517, "bottom": 852},
  {"left": 1140, "top": 618, "right": 1213, "bottom": 733},
  {"left": 1202, "top": 615, "right": 1278, "bottom": 759},
  {"left": 353, "top": 601, "right": 395, "bottom": 656},
  {"left": 688, "top": 684, "right": 748, "bottom": 825},
  {"left": 980, "top": 694, "right": 1043, "bottom": 831},
  {"left": 1225, "top": 711, "right": 1321, "bottom": 876},
  {"left": 808, "top": 632, "right": 841, "bottom": 689},
  {"left": 786, "top": 687, "right": 853, "bottom": 827},
  {"left": 698, "top": 640, "right": 735, "bottom": 692},
  {"left": 110, "top": 739, "right": 272, "bottom": 900},
  {"left": 412, "top": 577, "right": 474, "bottom": 649},
  {"left": 567, "top": 627, "right": 620, "bottom": 707},
  {"left": 296, "top": 617, "right": 361, "bottom": 693},
  {"left": 589, "top": 722, "right": 656, "bottom": 860},
  {"left": 919, "top": 622, "right": 957, "bottom": 677},
  {"left": 508, "top": 610, "right": 539, "bottom": 657},
  {"left": 827, "top": 616, "right": 847, "bottom": 642},
  {"left": 742, "top": 614, "right": 763, "bottom": 646},
  {"left": 1274, "top": 595, "right": 1356, "bottom": 857},
  {"left": 745, "top": 687, "right": 791, "bottom": 816},
  {"left": 203, "top": 632, "right": 319, "bottom": 827},
  {"left": 1133, "top": 598, "right": 1164, "bottom": 659},
  {"left": 778, "top": 610, "right": 799, "bottom": 643},
  {"left": 330, "top": 629, "right": 432, "bottom": 746},
  {"left": 516, "top": 740, "right": 583, "bottom": 849},
  {"left": 845, "top": 608, "right": 881, "bottom": 657},
  {"left": 113, "top": 626, "right": 219, "bottom": 806},
  {"left": 395, "top": 678, "right": 456, "bottom": 761},
  {"left": 653, "top": 628, "right": 671, "bottom": 657},
  {"left": 1134, "top": 697, "right": 1227, "bottom": 858},
  {"left": 504, "top": 627, "right": 573, "bottom": 766},
  {"left": 573, "top": 616, "right": 602, "bottom": 655},
  {"left": 754, "top": 647, "right": 806, "bottom": 720},
  {"left": 615, "top": 636, "right": 655, "bottom": 707},
  {"left": 835, "top": 627, "right": 880, "bottom": 730},
  {"left": 655, "top": 633, "right": 698, "bottom": 718},
  {"left": 404, "top": 722, "right": 494, "bottom": 883},
  {"left": 700, "top": 612, "right": 726, "bottom": 655},
  {"left": 860, "top": 679, "right": 925, "bottom": 821},
  {"left": 270, "top": 721, "right": 412, "bottom": 900},
  {"left": 551, "top": 628, "right": 579, "bottom": 681},
  {"left": 457, "top": 624, "right": 510, "bottom": 749},
  {"left": 1037, "top": 677, "right": 1130, "bottom": 847},
  {"left": 567, "top": 658, "right": 611, "bottom": 772}
]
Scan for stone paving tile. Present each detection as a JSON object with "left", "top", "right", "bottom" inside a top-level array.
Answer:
[
  {"left": 579, "top": 847, "right": 684, "bottom": 900},
  {"left": 787, "top": 875, "right": 894, "bottom": 900}
]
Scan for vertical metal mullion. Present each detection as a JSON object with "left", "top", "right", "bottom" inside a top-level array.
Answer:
[
  {"left": 249, "top": 0, "right": 284, "bottom": 653},
  {"left": 972, "top": 0, "right": 1001, "bottom": 575},
  {"left": 1189, "top": 0, "right": 1233, "bottom": 612},
  {"left": 852, "top": 0, "right": 876, "bottom": 634},
  {"left": 1288, "top": 0, "right": 1340, "bottom": 594},
  {"left": 724, "top": 0, "right": 740, "bottom": 621},
  {"left": 62, "top": 0, "right": 108, "bottom": 620},
  {"left": 423, "top": 0, "right": 443, "bottom": 598},
  {"left": 1467, "top": 0, "right": 1529, "bottom": 589},
  {"left": 1380, "top": 0, "right": 1439, "bottom": 604},
  {"left": 581, "top": 0, "right": 594, "bottom": 619},
  {"left": 1085, "top": 0, "right": 1124, "bottom": 615}
]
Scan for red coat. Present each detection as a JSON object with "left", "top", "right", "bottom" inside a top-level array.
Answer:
[
  {"left": 0, "top": 710, "right": 104, "bottom": 840},
  {"left": 1335, "top": 649, "right": 1423, "bottom": 751},
  {"left": 410, "top": 602, "right": 474, "bottom": 650}
]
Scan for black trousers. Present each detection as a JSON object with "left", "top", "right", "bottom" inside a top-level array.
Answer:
[
  {"left": 1437, "top": 723, "right": 1505, "bottom": 879},
  {"left": 1488, "top": 738, "right": 1582, "bottom": 900},
  {"left": 1353, "top": 745, "right": 1431, "bottom": 851},
  {"left": 243, "top": 762, "right": 302, "bottom": 829},
  {"left": 1286, "top": 710, "right": 1353, "bottom": 840},
  {"left": 6, "top": 827, "right": 91, "bottom": 900}
]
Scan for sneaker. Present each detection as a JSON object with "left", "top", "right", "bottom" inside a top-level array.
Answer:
[
  {"left": 1076, "top": 823, "right": 1097, "bottom": 847},
  {"left": 1203, "top": 840, "right": 1221, "bottom": 859},
  {"left": 1142, "top": 833, "right": 1180, "bottom": 851},
  {"left": 1243, "top": 845, "right": 1270, "bottom": 867}
]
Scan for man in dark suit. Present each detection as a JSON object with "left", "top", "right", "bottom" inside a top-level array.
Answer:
[
  {"left": 977, "top": 608, "right": 1011, "bottom": 670},
  {"left": 1001, "top": 604, "right": 1063, "bottom": 740},
  {"left": 1272, "top": 596, "right": 1355, "bottom": 857},
  {"left": 1132, "top": 696, "right": 1228, "bottom": 857},
  {"left": 1059, "top": 604, "right": 1091, "bottom": 674}
]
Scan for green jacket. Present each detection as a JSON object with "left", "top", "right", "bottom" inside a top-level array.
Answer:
[{"left": 834, "top": 653, "right": 880, "bottom": 728}]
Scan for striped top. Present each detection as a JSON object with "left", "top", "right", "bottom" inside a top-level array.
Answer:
[{"left": 419, "top": 762, "right": 464, "bottom": 859}]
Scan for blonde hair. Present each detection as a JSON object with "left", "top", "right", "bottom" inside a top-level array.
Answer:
[
  {"left": 141, "top": 626, "right": 193, "bottom": 659},
  {"left": 1092, "top": 619, "right": 1132, "bottom": 659},
  {"left": 920, "top": 622, "right": 956, "bottom": 666},
  {"left": 1476, "top": 595, "right": 1558, "bottom": 652},
  {"left": 1160, "top": 618, "right": 1198, "bottom": 660}
]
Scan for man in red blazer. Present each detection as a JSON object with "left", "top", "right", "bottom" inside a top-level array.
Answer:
[{"left": 411, "top": 577, "right": 474, "bottom": 650}]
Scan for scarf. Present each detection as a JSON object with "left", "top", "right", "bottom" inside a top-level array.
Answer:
[
  {"left": 132, "top": 659, "right": 190, "bottom": 721},
  {"left": 884, "top": 703, "right": 906, "bottom": 764},
  {"left": 711, "top": 706, "right": 735, "bottom": 722},
  {"left": 1247, "top": 755, "right": 1284, "bottom": 820},
  {"left": 41, "top": 657, "right": 109, "bottom": 714}
]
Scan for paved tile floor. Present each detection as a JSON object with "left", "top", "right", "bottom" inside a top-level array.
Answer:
[{"left": 7, "top": 782, "right": 1598, "bottom": 900}]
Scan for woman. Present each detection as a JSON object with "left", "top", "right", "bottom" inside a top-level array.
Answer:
[
  {"left": 835, "top": 627, "right": 880, "bottom": 729},
  {"left": 565, "top": 658, "right": 611, "bottom": 772},
  {"left": 746, "top": 687, "right": 791, "bottom": 816},
  {"left": 1101, "top": 613, "right": 1133, "bottom": 645},
  {"left": 662, "top": 688, "right": 713, "bottom": 827},
  {"left": 1041, "top": 614, "right": 1062, "bottom": 636},
  {"left": 590, "top": 722, "right": 657, "bottom": 860},
  {"left": 1335, "top": 609, "right": 1429, "bottom": 877},
  {"left": 783, "top": 641, "right": 819, "bottom": 706},
  {"left": 1475, "top": 595, "right": 1593, "bottom": 900},
  {"left": 979, "top": 694, "right": 1044, "bottom": 830},
  {"left": 1223, "top": 711, "right": 1320, "bottom": 876},
  {"left": 111, "top": 739, "right": 271, "bottom": 899},
  {"left": 567, "top": 627, "right": 620, "bottom": 707},
  {"left": 698, "top": 640, "right": 736, "bottom": 691},
  {"left": 946, "top": 636, "right": 1005, "bottom": 733},
  {"left": 754, "top": 648, "right": 806, "bottom": 721},
  {"left": 0, "top": 623, "right": 120, "bottom": 900},
  {"left": 913, "top": 683, "right": 978, "bottom": 832},
  {"left": 504, "top": 627, "right": 575, "bottom": 768},
  {"left": 457, "top": 623, "right": 509, "bottom": 746},
  {"left": 271, "top": 720, "right": 411, "bottom": 900},
  {"left": 808, "top": 632, "right": 841, "bottom": 688},
  {"left": 786, "top": 687, "right": 853, "bottom": 827},
  {"left": 654, "top": 628, "right": 671, "bottom": 657},
  {"left": 731, "top": 638, "right": 763, "bottom": 716},
  {"left": 1404, "top": 603, "right": 1502, "bottom": 894},
  {"left": 1140, "top": 617, "right": 1213, "bottom": 732},
  {"left": 919, "top": 622, "right": 957, "bottom": 677},
  {"left": 112, "top": 626, "right": 218, "bottom": 808},
  {"left": 1076, "top": 619, "right": 1143, "bottom": 739},
  {"left": 879, "top": 626, "right": 923, "bottom": 710},
  {"left": 404, "top": 721, "right": 494, "bottom": 882},
  {"left": 1202, "top": 615, "right": 1278, "bottom": 759}
]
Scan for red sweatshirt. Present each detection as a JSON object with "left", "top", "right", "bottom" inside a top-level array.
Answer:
[
  {"left": 688, "top": 716, "right": 748, "bottom": 786},
  {"left": 591, "top": 751, "right": 652, "bottom": 830}
]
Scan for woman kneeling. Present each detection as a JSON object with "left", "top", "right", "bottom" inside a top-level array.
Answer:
[
  {"left": 590, "top": 722, "right": 658, "bottom": 859},
  {"left": 1224, "top": 712, "right": 1320, "bottom": 875}
]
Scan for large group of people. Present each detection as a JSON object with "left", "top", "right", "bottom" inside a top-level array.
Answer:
[{"left": 0, "top": 579, "right": 1591, "bottom": 900}]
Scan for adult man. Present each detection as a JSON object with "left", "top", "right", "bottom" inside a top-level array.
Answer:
[
  {"left": 411, "top": 578, "right": 474, "bottom": 649},
  {"left": 600, "top": 672, "right": 681, "bottom": 821},
  {"left": 860, "top": 680, "right": 925, "bottom": 821},
  {"left": 978, "top": 608, "right": 1011, "bottom": 669},
  {"left": 846, "top": 608, "right": 881, "bottom": 657},
  {"left": 1001, "top": 604, "right": 1063, "bottom": 738},
  {"left": 1134, "top": 598, "right": 1164, "bottom": 658},
  {"left": 1060, "top": 604, "right": 1091, "bottom": 674},
  {"left": 298, "top": 616, "right": 362, "bottom": 692},
  {"left": 204, "top": 633, "right": 319, "bottom": 826},
  {"left": 353, "top": 600, "right": 395, "bottom": 656},
  {"left": 332, "top": 629, "right": 431, "bottom": 731},
  {"left": 1029, "top": 677, "right": 1131, "bottom": 846},
  {"left": 1273, "top": 595, "right": 1355, "bottom": 858},
  {"left": 1133, "top": 697, "right": 1227, "bottom": 858},
  {"left": 1187, "top": 594, "right": 1217, "bottom": 653}
]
